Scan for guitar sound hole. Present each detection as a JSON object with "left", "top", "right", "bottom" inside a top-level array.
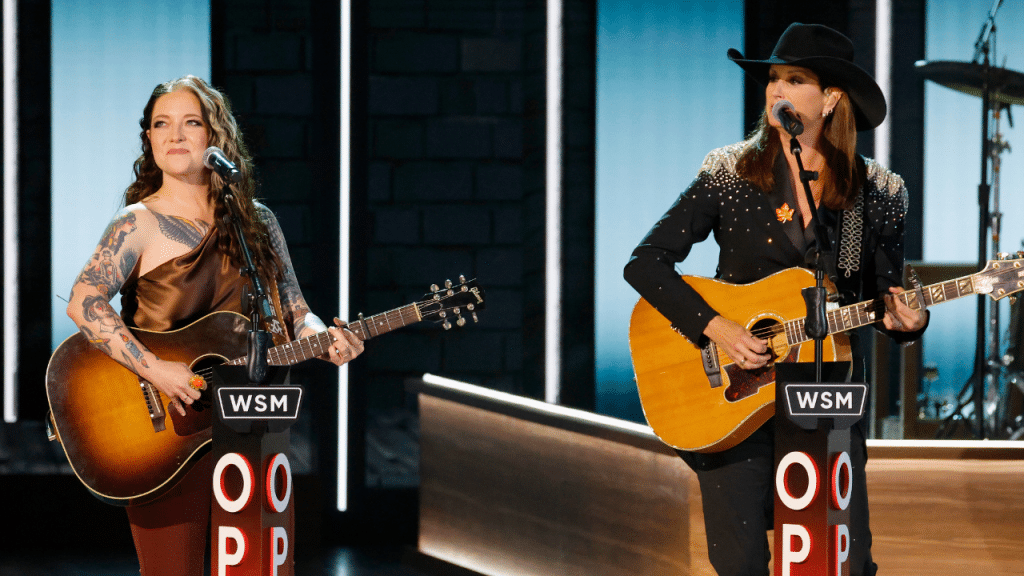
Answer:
[{"left": 750, "top": 318, "right": 786, "bottom": 362}]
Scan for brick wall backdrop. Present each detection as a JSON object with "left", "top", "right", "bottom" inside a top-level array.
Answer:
[
  {"left": 212, "top": 0, "right": 595, "bottom": 498},
  {"left": 364, "top": 1, "right": 546, "bottom": 408}
]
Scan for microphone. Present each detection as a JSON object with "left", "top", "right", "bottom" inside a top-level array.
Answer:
[
  {"left": 771, "top": 100, "right": 804, "bottom": 136},
  {"left": 202, "top": 146, "right": 242, "bottom": 183}
]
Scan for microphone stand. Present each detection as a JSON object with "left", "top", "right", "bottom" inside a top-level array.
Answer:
[
  {"left": 788, "top": 135, "right": 837, "bottom": 383},
  {"left": 220, "top": 183, "right": 273, "bottom": 384}
]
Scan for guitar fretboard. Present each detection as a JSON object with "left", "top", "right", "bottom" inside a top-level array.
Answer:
[
  {"left": 782, "top": 273, "right": 978, "bottom": 345},
  {"left": 225, "top": 302, "right": 423, "bottom": 367}
]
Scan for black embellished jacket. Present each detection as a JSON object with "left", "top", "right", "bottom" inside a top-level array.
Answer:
[{"left": 624, "top": 140, "right": 923, "bottom": 346}]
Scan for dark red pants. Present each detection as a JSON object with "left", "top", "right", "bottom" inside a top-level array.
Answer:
[{"left": 126, "top": 452, "right": 211, "bottom": 576}]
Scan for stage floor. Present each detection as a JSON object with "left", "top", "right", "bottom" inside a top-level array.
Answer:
[{"left": 0, "top": 546, "right": 431, "bottom": 576}]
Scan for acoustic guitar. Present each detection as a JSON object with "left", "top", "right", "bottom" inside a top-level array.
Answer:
[
  {"left": 46, "top": 278, "right": 484, "bottom": 506},
  {"left": 629, "top": 259, "right": 1024, "bottom": 453}
]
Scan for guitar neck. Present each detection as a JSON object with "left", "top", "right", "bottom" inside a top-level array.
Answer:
[
  {"left": 784, "top": 273, "right": 978, "bottom": 345},
  {"left": 226, "top": 302, "right": 423, "bottom": 367}
]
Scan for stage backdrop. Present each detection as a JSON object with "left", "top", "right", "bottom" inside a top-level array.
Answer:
[
  {"left": 595, "top": 0, "right": 1024, "bottom": 429},
  {"left": 920, "top": 0, "right": 1024, "bottom": 422},
  {"left": 595, "top": 1, "right": 744, "bottom": 421},
  {"left": 49, "top": 0, "right": 210, "bottom": 349}
]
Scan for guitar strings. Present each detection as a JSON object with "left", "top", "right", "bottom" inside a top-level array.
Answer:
[
  {"left": 181, "top": 291, "right": 474, "bottom": 390},
  {"left": 718, "top": 299, "right": 891, "bottom": 365}
]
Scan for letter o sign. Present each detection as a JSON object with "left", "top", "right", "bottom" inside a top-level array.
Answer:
[
  {"left": 831, "top": 451, "right": 853, "bottom": 511},
  {"left": 265, "top": 453, "right": 292, "bottom": 513},
  {"left": 213, "top": 452, "right": 255, "bottom": 513},
  {"left": 776, "top": 451, "right": 819, "bottom": 511}
]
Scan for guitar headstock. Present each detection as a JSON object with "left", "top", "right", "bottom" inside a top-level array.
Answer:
[
  {"left": 977, "top": 253, "right": 1024, "bottom": 301},
  {"left": 418, "top": 276, "right": 486, "bottom": 329}
]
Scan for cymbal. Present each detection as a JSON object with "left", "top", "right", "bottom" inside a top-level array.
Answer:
[{"left": 915, "top": 60, "right": 1024, "bottom": 105}]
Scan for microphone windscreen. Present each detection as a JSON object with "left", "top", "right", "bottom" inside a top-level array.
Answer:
[
  {"left": 202, "top": 146, "right": 223, "bottom": 170},
  {"left": 771, "top": 100, "right": 794, "bottom": 123}
]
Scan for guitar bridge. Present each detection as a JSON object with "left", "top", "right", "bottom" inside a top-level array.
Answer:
[
  {"left": 139, "top": 378, "right": 166, "bottom": 433},
  {"left": 701, "top": 341, "right": 723, "bottom": 389}
]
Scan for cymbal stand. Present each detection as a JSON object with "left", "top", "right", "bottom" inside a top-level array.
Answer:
[
  {"left": 969, "top": 0, "right": 1002, "bottom": 438},
  {"left": 985, "top": 104, "right": 1012, "bottom": 434}
]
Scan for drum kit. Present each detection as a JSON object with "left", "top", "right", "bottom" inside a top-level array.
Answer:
[{"left": 915, "top": 1, "right": 1024, "bottom": 440}]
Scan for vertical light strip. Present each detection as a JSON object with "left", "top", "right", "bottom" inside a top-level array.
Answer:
[
  {"left": 545, "top": 0, "right": 563, "bottom": 404},
  {"left": 3, "top": 0, "right": 19, "bottom": 423},
  {"left": 872, "top": 0, "right": 892, "bottom": 438},
  {"left": 874, "top": 0, "right": 892, "bottom": 168},
  {"left": 337, "top": 0, "right": 352, "bottom": 512}
]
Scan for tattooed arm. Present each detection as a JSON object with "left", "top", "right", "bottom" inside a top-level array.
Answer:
[
  {"left": 258, "top": 203, "right": 363, "bottom": 366},
  {"left": 65, "top": 206, "right": 203, "bottom": 415}
]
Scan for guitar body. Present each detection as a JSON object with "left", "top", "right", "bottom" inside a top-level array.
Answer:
[
  {"left": 46, "top": 311, "right": 249, "bottom": 506},
  {"left": 629, "top": 268, "right": 851, "bottom": 453}
]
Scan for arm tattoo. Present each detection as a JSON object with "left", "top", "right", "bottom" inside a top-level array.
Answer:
[
  {"left": 120, "top": 351, "right": 137, "bottom": 372},
  {"left": 121, "top": 333, "right": 149, "bottom": 368},
  {"left": 80, "top": 325, "right": 112, "bottom": 356},
  {"left": 260, "top": 206, "right": 315, "bottom": 332},
  {"left": 75, "top": 211, "right": 140, "bottom": 299},
  {"left": 99, "top": 211, "right": 137, "bottom": 254},
  {"left": 153, "top": 212, "right": 209, "bottom": 248}
]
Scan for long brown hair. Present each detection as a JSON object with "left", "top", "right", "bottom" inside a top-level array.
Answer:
[
  {"left": 735, "top": 87, "right": 860, "bottom": 210},
  {"left": 124, "top": 75, "right": 283, "bottom": 279}
]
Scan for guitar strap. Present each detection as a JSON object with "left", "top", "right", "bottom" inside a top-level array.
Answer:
[{"left": 257, "top": 273, "right": 291, "bottom": 346}]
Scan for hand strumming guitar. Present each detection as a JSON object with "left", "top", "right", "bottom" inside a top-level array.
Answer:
[
  {"left": 138, "top": 358, "right": 204, "bottom": 417},
  {"left": 703, "top": 315, "right": 771, "bottom": 370}
]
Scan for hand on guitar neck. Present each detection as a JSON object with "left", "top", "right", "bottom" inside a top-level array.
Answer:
[
  {"left": 882, "top": 286, "right": 929, "bottom": 333},
  {"left": 703, "top": 315, "right": 772, "bottom": 370},
  {"left": 319, "top": 317, "right": 365, "bottom": 366}
]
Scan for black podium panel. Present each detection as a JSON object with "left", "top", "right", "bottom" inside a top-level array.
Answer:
[
  {"left": 209, "top": 365, "right": 301, "bottom": 576},
  {"left": 774, "top": 363, "right": 863, "bottom": 576}
]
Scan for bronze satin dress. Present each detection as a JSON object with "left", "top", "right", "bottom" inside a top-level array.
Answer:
[{"left": 119, "top": 227, "right": 280, "bottom": 576}]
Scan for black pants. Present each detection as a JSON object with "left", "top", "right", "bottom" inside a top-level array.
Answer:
[{"left": 678, "top": 419, "right": 877, "bottom": 576}]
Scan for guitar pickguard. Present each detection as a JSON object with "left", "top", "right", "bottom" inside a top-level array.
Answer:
[{"left": 723, "top": 346, "right": 799, "bottom": 402}]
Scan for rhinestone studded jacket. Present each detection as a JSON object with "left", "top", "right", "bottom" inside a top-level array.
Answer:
[{"left": 624, "top": 140, "right": 923, "bottom": 346}]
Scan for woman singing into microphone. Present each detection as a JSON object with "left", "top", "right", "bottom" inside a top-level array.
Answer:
[
  {"left": 624, "top": 23, "right": 928, "bottom": 576},
  {"left": 65, "top": 75, "right": 363, "bottom": 575}
]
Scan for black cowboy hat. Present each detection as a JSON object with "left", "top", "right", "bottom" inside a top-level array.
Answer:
[{"left": 727, "top": 22, "right": 886, "bottom": 131}]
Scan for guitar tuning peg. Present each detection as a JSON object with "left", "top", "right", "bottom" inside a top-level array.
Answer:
[
  {"left": 999, "top": 252, "right": 1010, "bottom": 260},
  {"left": 1011, "top": 296, "right": 1018, "bottom": 305},
  {"left": 472, "top": 312, "right": 479, "bottom": 323},
  {"left": 459, "top": 275, "right": 466, "bottom": 283},
  {"left": 457, "top": 317, "right": 466, "bottom": 327},
  {"left": 453, "top": 307, "right": 461, "bottom": 315},
  {"left": 430, "top": 284, "right": 439, "bottom": 292},
  {"left": 467, "top": 304, "right": 475, "bottom": 311},
  {"left": 1017, "top": 250, "right": 1024, "bottom": 259},
  {"left": 442, "top": 320, "right": 452, "bottom": 330},
  {"left": 445, "top": 279, "right": 453, "bottom": 289}
]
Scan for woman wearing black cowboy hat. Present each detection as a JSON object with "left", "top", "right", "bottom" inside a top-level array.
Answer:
[{"left": 624, "top": 23, "right": 928, "bottom": 576}]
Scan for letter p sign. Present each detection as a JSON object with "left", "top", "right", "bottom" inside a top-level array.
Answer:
[{"left": 782, "top": 523, "right": 811, "bottom": 576}]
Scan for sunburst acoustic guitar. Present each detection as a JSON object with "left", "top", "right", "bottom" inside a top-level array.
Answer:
[
  {"left": 46, "top": 278, "right": 484, "bottom": 506},
  {"left": 629, "top": 259, "right": 1024, "bottom": 453}
]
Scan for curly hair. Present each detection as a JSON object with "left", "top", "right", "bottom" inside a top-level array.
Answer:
[
  {"left": 123, "top": 75, "right": 283, "bottom": 280},
  {"left": 735, "top": 87, "right": 860, "bottom": 211}
]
